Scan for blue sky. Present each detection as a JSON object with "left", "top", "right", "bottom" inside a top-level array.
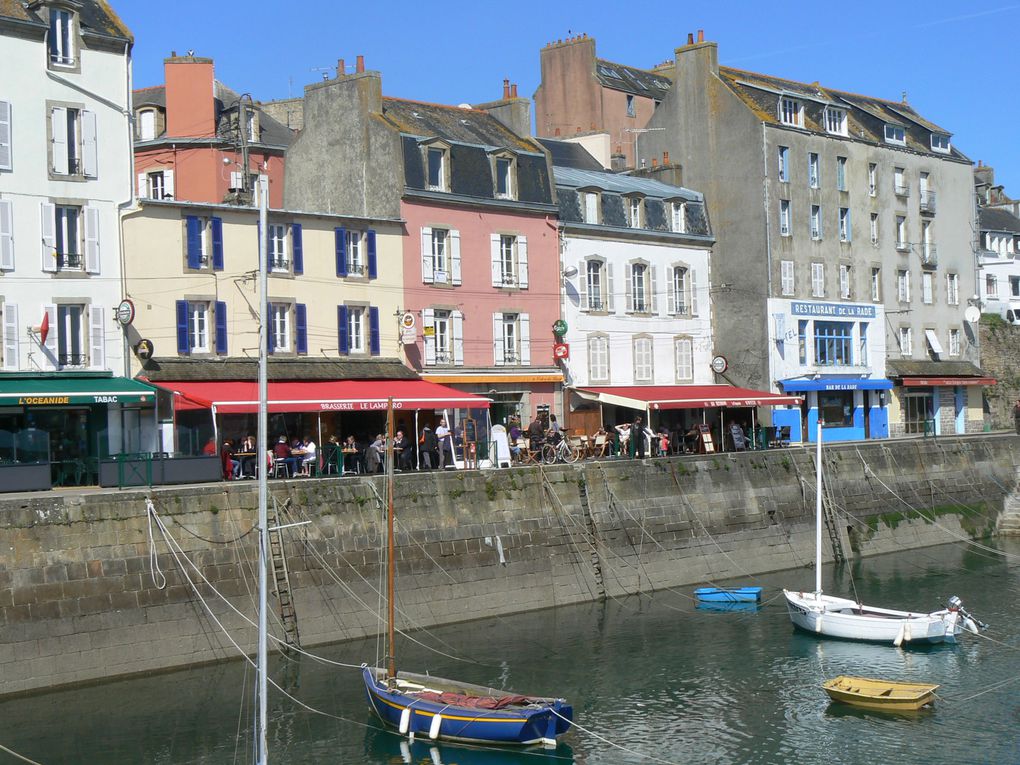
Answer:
[{"left": 120, "top": 0, "right": 1020, "bottom": 193}]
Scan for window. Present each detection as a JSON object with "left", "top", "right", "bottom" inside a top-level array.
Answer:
[
  {"left": 270, "top": 303, "right": 291, "bottom": 353},
  {"left": 836, "top": 156, "right": 847, "bottom": 191},
  {"left": 346, "top": 230, "right": 364, "bottom": 275},
  {"left": 778, "top": 146, "right": 789, "bottom": 182},
  {"left": 870, "top": 213, "right": 879, "bottom": 244},
  {"left": 919, "top": 172, "right": 936, "bottom": 213},
  {"left": 584, "top": 259, "right": 609, "bottom": 311},
  {"left": 57, "top": 304, "right": 85, "bottom": 367},
  {"left": 0, "top": 100, "right": 10, "bottom": 172},
  {"left": 781, "top": 260, "right": 795, "bottom": 296},
  {"left": 627, "top": 197, "right": 643, "bottom": 228},
  {"left": 779, "top": 199, "right": 791, "bottom": 236},
  {"left": 588, "top": 334, "right": 609, "bottom": 382},
  {"left": 897, "top": 269, "right": 910, "bottom": 302},
  {"left": 494, "top": 156, "right": 516, "bottom": 199},
  {"left": 885, "top": 124, "right": 906, "bottom": 145},
  {"left": 50, "top": 105, "right": 96, "bottom": 177},
  {"left": 670, "top": 265, "right": 695, "bottom": 315},
  {"left": 949, "top": 328, "right": 960, "bottom": 356},
  {"left": 894, "top": 167, "right": 909, "bottom": 196},
  {"left": 947, "top": 273, "right": 959, "bottom": 305},
  {"left": 491, "top": 233, "right": 528, "bottom": 288},
  {"left": 868, "top": 163, "right": 877, "bottom": 196},
  {"left": 583, "top": 191, "right": 600, "bottom": 224},
  {"left": 347, "top": 306, "right": 365, "bottom": 353},
  {"left": 931, "top": 133, "right": 951, "bottom": 153},
  {"left": 811, "top": 262, "right": 824, "bottom": 297},
  {"left": 895, "top": 215, "right": 908, "bottom": 250},
  {"left": 424, "top": 308, "right": 460, "bottom": 365},
  {"left": 921, "top": 221, "right": 935, "bottom": 263},
  {"left": 825, "top": 107, "right": 847, "bottom": 136},
  {"left": 494, "top": 312, "right": 529, "bottom": 366},
  {"left": 871, "top": 267, "right": 881, "bottom": 302},
  {"left": 633, "top": 336, "right": 653, "bottom": 382},
  {"left": 185, "top": 216, "right": 224, "bottom": 271},
  {"left": 839, "top": 208, "right": 851, "bottom": 242},
  {"left": 245, "top": 110, "right": 258, "bottom": 143},
  {"left": 839, "top": 264, "right": 852, "bottom": 299},
  {"left": 629, "top": 262, "right": 652, "bottom": 312},
  {"left": 187, "top": 301, "right": 210, "bottom": 354},
  {"left": 54, "top": 205, "right": 82, "bottom": 271},
  {"left": 819, "top": 391, "right": 854, "bottom": 427},
  {"left": 798, "top": 320, "right": 809, "bottom": 365},
  {"left": 674, "top": 337, "right": 693, "bottom": 381},
  {"left": 48, "top": 8, "right": 75, "bottom": 67},
  {"left": 1011, "top": 276, "right": 1020, "bottom": 298},
  {"left": 859, "top": 322, "right": 869, "bottom": 366},
  {"left": 779, "top": 97, "right": 803, "bottom": 127},
  {"left": 985, "top": 274, "right": 997, "bottom": 297},
  {"left": 138, "top": 109, "right": 156, "bottom": 141},
  {"left": 814, "top": 322, "right": 853, "bottom": 366},
  {"left": 268, "top": 224, "right": 288, "bottom": 272},
  {"left": 922, "top": 272, "right": 933, "bottom": 304},
  {"left": 144, "top": 170, "right": 174, "bottom": 200},
  {"left": 899, "top": 327, "right": 912, "bottom": 356},
  {"left": 810, "top": 205, "right": 822, "bottom": 240},
  {"left": 0, "top": 199, "right": 11, "bottom": 271},
  {"left": 420, "top": 227, "right": 461, "bottom": 285},
  {"left": 671, "top": 202, "right": 687, "bottom": 233},
  {"left": 426, "top": 146, "right": 448, "bottom": 191},
  {"left": 626, "top": 95, "right": 635, "bottom": 117},
  {"left": 808, "top": 153, "right": 819, "bottom": 188}
]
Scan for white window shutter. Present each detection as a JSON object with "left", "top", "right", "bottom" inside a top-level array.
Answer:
[
  {"left": 625, "top": 263, "right": 634, "bottom": 312},
  {"left": 519, "top": 313, "right": 531, "bottom": 365},
  {"left": 230, "top": 170, "right": 242, "bottom": 190},
  {"left": 0, "top": 100, "right": 11, "bottom": 171},
  {"left": 649, "top": 265, "right": 658, "bottom": 314},
  {"left": 421, "top": 227, "right": 434, "bottom": 283},
  {"left": 606, "top": 262, "right": 615, "bottom": 312},
  {"left": 452, "top": 310, "right": 464, "bottom": 366},
  {"left": 164, "top": 170, "right": 174, "bottom": 198},
  {"left": 579, "top": 261, "right": 588, "bottom": 311},
  {"left": 51, "top": 107, "right": 68, "bottom": 175},
  {"left": 490, "top": 233, "right": 501, "bottom": 287},
  {"left": 2, "top": 303, "right": 18, "bottom": 370},
  {"left": 82, "top": 111, "right": 98, "bottom": 178},
  {"left": 667, "top": 267, "right": 676, "bottom": 315},
  {"left": 40, "top": 202, "right": 56, "bottom": 272},
  {"left": 84, "top": 207, "right": 100, "bottom": 274},
  {"left": 43, "top": 304, "right": 57, "bottom": 369},
  {"left": 450, "top": 229, "right": 462, "bottom": 285},
  {"left": 493, "top": 313, "right": 504, "bottom": 366},
  {"left": 691, "top": 269, "right": 699, "bottom": 316},
  {"left": 422, "top": 308, "right": 436, "bottom": 365},
  {"left": 0, "top": 199, "right": 13, "bottom": 270},
  {"left": 89, "top": 304, "right": 105, "bottom": 369},
  {"left": 518, "top": 236, "right": 528, "bottom": 289},
  {"left": 137, "top": 172, "right": 147, "bottom": 199}
]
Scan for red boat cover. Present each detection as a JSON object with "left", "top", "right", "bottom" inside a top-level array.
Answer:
[{"left": 415, "top": 691, "right": 533, "bottom": 710}]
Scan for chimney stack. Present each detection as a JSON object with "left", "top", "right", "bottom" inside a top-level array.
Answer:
[
  {"left": 503, "top": 78, "right": 510, "bottom": 98},
  {"left": 663, "top": 150, "right": 670, "bottom": 165},
  {"left": 651, "top": 158, "right": 658, "bottom": 167},
  {"left": 510, "top": 83, "right": 518, "bottom": 98},
  {"left": 337, "top": 58, "right": 345, "bottom": 76},
  {"left": 697, "top": 29, "right": 704, "bottom": 42},
  {"left": 687, "top": 33, "right": 694, "bottom": 45},
  {"left": 356, "top": 55, "right": 365, "bottom": 73}
]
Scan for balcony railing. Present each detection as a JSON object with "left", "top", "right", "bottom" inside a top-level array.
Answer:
[
  {"left": 586, "top": 297, "right": 605, "bottom": 311},
  {"left": 270, "top": 258, "right": 290, "bottom": 272},
  {"left": 894, "top": 182, "right": 911, "bottom": 197},
  {"left": 346, "top": 260, "right": 365, "bottom": 276},
  {"left": 896, "top": 240, "right": 911, "bottom": 252},
  {"left": 920, "top": 190, "right": 937, "bottom": 214},
  {"left": 431, "top": 350, "right": 453, "bottom": 365},
  {"left": 921, "top": 245, "right": 938, "bottom": 267},
  {"left": 58, "top": 353, "right": 87, "bottom": 368},
  {"left": 57, "top": 252, "right": 83, "bottom": 271},
  {"left": 499, "top": 273, "right": 518, "bottom": 287}
]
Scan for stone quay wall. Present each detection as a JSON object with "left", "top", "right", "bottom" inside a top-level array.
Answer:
[{"left": 1, "top": 435, "right": 1016, "bottom": 697}]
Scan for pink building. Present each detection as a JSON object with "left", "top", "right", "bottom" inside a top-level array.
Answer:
[{"left": 133, "top": 54, "right": 291, "bottom": 207}]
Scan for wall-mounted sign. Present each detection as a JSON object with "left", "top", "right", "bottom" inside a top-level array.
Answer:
[
  {"left": 553, "top": 342, "right": 569, "bottom": 360},
  {"left": 790, "top": 301, "right": 876, "bottom": 319},
  {"left": 116, "top": 299, "right": 135, "bottom": 326},
  {"left": 552, "top": 319, "right": 568, "bottom": 337},
  {"left": 136, "top": 339, "right": 154, "bottom": 360},
  {"left": 400, "top": 312, "right": 417, "bottom": 344},
  {"left": 710, "top": 355, "right": 728, "bottom": 374}
]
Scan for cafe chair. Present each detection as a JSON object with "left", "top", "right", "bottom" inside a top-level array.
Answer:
[{"left": 272, "top": 458, "right": 291, "bottom": 479}]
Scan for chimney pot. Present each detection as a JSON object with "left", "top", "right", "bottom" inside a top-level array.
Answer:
[
  {"left": 697, "top": 29, "right": 704, "bottom": 42},
  {"left": 503, "top": 78, "right": 510, "bottom": 98},
  {"left": 651, "top": 158, "right": 658, "bottom": 167},
  {"left": 687, "top": 33, "right": 694, "bottom": 45},
  {"left": 554, "top": 128, "right": 561, "bottom": 136},
  {"left": 356, "top": 55, "right": 365, "bottom": 73},
  {"left": 663, "top": 150, "right": 670, "bottom": 164},
  {"left": 337, "top": 58, "right": 345, "bottom": 75},
  {"left": 511, "top": 83, "right": 518, "bottom": 98}
]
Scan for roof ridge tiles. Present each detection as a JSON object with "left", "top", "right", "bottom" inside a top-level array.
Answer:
[
  {"left": 383, "top": 96, "right": 489, "bottom": 116},
  {"left": 721, "top": 64, "right": 920, "bottom": 112}
]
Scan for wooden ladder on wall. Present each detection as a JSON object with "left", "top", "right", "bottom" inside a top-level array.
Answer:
[{"left": 267, "top": 498, "right": 301, "bottom": 650}]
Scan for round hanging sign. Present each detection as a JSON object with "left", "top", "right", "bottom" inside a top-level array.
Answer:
[
  {"left": 552, "top": 319, "right": 568, "bottom": 336},
  {"left": 710, "top": 355, "right": 728, "bottom": 374},
  {"left": 116, "top": 299, "right": 135, "bottom": 326},
  {"left": 136, "top": 339, "right": 154, "bottom": 360},
  {"left": 553, "top": 343, "right": 570, "bottom": 360}
]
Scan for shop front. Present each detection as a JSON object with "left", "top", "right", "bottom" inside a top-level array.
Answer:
[
  {"left": 0, "top": 373, "right": 159, "bottom": 490},
  {"left": 776, "top": 376, "right": 893, "bottom": 442},
  {"left": 885, "top": 361, "right": 995, "bottom": 437}
]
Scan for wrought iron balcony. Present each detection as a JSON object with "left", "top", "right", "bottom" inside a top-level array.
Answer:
[
  {"left": 57, "top": 252, "right": 83, "bottom": 271},
  {"left": 921, "top": 245, "right": 938, "bottom": 268},
  {"left": 894, "top": 182, "right": 911, "bottom": 197},
  {"left": 920, "top": 190, "right": 937, "bottom": 214}
]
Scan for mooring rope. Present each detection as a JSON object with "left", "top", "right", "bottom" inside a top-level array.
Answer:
[{"left": 0, "top": 743, "right": 45, "bottom": 765}]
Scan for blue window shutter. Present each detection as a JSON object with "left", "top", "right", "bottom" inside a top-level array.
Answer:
[
  {"left": 185, "top": 217, "right": 201, "bottom": 269},
  {"left": 267, "top": 303, "right": 275, "bottom": 355},
  {"left": 367, "top": 229, "right": 377, "bottom": 279},
  {"left": 211, "top": 217, "right": 224, "bottom": 270},
  {"left": 335, "top": 227, "right": 347, "bottom": 276},
  {"left": 337, "top": 305, "right": 349, "bottom": 354},
  {"left": 215, "top": 300, "right": 228, "bottom": 355},
  {"left": 292, "top": 223, "right": 303, "bottom": 274},
  {"left": 369, "top": 306, "right": 380, "bottom": 356},
  {"left": 176, "top": 300, "right": 190, "bottom": 354},
  {"left": 295, "top": 303, "right": 307, "bottom": 355}
]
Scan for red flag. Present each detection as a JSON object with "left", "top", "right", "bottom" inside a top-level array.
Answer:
[{"left": 39, "top": 311, "right": 49, "bottom": 346}]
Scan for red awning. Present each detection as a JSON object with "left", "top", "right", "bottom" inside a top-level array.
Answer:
[
  {"left": 900, "top": 377, "right": 997, "bottom": 387},
  {"left": 154, "top": 379, "right": 490, "bottom": 414},
  {"left": 576, "top": 385, "right": 803, "bottom": 411}
]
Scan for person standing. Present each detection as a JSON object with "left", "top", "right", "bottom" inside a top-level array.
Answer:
[
  {"left": 419, "top": 425, "right": 439, "bottom": 469},
  {"left": 1014, "top": 399, "right": 1020, "bottom": 435},
  {"left": 631, "top": 415, "right": 647, "bottom": 459},
  {"left": 435, "top": 418, "right": 454, "bottom": 468}
]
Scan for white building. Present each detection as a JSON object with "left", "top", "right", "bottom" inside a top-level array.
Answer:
[{"left": 977, "top": 206, "right": 1020, "bottom": 323}]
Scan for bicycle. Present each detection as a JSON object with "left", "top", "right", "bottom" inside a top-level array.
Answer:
[{"left": 541, "top": 436, "right": 581, "bottom": 464}]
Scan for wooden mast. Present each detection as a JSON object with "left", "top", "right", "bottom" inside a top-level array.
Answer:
[{"left": 386, "top": 398, "right": 396, "bottom": 683}]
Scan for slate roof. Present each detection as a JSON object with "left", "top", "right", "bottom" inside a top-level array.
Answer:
[
  {"left": 595, "top": 59, "right": 672, "bottom": 98},
  {"left": 537, "top": 138, "right": 604, "bottom": 171},
  {"left": 552, "top": 166, "right": 704, "bottom": 202},
  {"left": 380, "top": 97, "right": 541, "bottom": 153},
  {"left": 979, "top": 207, "right": 1020, "bottom": 235},
  {"left": 886, "top": 360, "right": 988, "bottom": 378},
  {"left": 140, "top": 357, "right": 418, "bottom": 382},
  {"left": 718, "top": 66, "right": 966, "bottom": 161},
  {"left": 0, "top": 0, "right": 131, "bottom": 40}
]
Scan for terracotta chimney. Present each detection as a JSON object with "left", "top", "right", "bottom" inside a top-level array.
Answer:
[
  {"left": 687, "top": 33, "right": 694, "bottom": 45},
  {"left": 651, "top": 158, "right": 658, "bottom": 167},
  {"left": 554, "top": 128, "right": 561, "bottom": 136},
  {"left": 697, "top": 29, "right": 704, "bottom": 42},
  {"left": 510, "top": 83, "right": 518, "bottom": 98},
  {"left": 503, "top": 78, "right": 510, "bottom": 98},
  {"left": 663, "top": 150, "right": 670, "bottom": 165},
  {"left": 356, "top": 55, "right": 365, "bottom": 73},
  {"left": 337, "top": 58, "right": 345, "bottom": 75}
]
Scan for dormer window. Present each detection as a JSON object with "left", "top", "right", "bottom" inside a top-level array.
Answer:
[
  {"left": 884, "top": 124, "right": 906, "bottom": 145},
  {"left": 425, "top": 145, "right": 449, "bottom": 191},
  {"left": 670, "top": 201, "right": 687, "bottom": 233},
  {"left": 627, "top": 196, "right": 644, "bottom": 228},
  {"left": 824, "top": 107, "right": 847, "bottom": 136},
  {"left": 137, "top": 109, "right": 157, "bottom": 141},
  {"left": 491, "top": 153, "right": 516, "bottom": 200},
  {"left": 48, "top": 7, "right": 76, "bottom": 68},
  {"left": 246, "top": 110, "right": 258, "bottom": 143},
  {"left": 931, "top": 133, "right": 951, "bottom": 153},
  {"left": 779, "top": 97, "right": 803, "bottom": 127},
  {"left": 582, "top": 190, "right": 600, "bottom": 224}
]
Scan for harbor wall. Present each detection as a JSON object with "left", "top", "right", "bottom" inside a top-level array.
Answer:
[{"left": 1, "top": 434, "right": 1017, "bottom": 697}]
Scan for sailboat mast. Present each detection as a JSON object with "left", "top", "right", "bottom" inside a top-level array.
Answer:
[
  {"left": 815, "top": 418, "right": 823, "bottom": 595},
  {"left": 255, "top": 173, "right": 270, "bottom": 765},
  {"left": 386, "top": 399, "right": 396, "bottom": 682}
]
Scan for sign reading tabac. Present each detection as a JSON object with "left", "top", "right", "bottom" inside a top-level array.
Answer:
[{"left": 791, "top": 301, "right": 876, "bottom": 319}]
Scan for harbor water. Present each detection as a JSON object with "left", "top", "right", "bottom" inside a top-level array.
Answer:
[{"left": 2, "top": 539, "right": 1019, "bottom": 765}]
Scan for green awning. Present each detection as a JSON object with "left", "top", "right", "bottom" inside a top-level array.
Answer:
[{"left": 0, "top": 376, "right": 157, "bottom": 406}]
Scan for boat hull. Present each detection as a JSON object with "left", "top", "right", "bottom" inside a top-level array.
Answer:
[
  {"left": 783, "top": 590, "right": 962, "bottom": 645},
  {"left": 822, "top": 675, "right": 939, "bottom": 711},
  {"left": 362, "top": 667, "right": 572, "bottom": 747},
  {"left": 694, "top": 586, "right": 763, "bottom": 603}
]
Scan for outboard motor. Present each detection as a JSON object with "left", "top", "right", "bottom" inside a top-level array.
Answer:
[{"left": 947, "top": 595, "right": 987, "bottom": 634}]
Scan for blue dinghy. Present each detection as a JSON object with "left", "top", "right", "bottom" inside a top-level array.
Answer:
[{"left": 694, "top": 586, "right": 763, "bottom": 603}]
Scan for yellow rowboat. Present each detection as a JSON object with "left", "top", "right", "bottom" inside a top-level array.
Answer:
[{"left": 822, "top": 675, "right": 939, "bottom": 711}]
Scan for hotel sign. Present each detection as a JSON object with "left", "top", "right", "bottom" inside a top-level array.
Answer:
[{"left": 791, "top": 302, "right": 876, "bottom": 319}]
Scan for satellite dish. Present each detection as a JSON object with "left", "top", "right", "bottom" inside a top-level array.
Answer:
[{"left": 964, "top": 306, "right": 981, "bottom": 323}]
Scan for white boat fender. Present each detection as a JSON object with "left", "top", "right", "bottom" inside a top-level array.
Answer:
[
  {"left": 963, "top": 617, "right": 979, "bottom": 635},
  {"left": 904, "top": 623, "right": 912, "bottom": 643},
  {"left": 429, "top": 713, "right": 443, "bottom": 740},
  {"left": 399, "top": 707, "right": 411, "bottom": 735},
  {"left": 893, "top": 624, "right": 905, "bottom": 647},
  {"left": 815, "top": 615, "right": 823, "bottom": 633}
]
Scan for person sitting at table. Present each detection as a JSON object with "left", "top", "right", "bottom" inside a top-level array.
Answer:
[
  {"left": 273, "top": 436, "right": 300, "bottom": 476},
  {"left": 615, "top": 423, "right": 632, "bottom": 457},
  {"left": 220, "top": 439, "right": 240, "bottom": 480},
  {"left": 341, "top": 435, "right": 362, "bottom": 474},
  {"left": 300, "top": 435, "right": 317, "bottom": 475},
  {"left": 365, "top": 433, "right": 385, "bottom": 473},
  {"left": 202, "top": 437, "right": 217, "bottom": 457},
  {"left": 393, "top": 430, "right": 412, "bottom": 471},
  {"left": 237, "top": 434, "right": 257, "bottom": 477}
]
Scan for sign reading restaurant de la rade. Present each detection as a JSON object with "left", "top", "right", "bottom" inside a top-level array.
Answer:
[{"left": 790, "top": 302, "right": 877, "bottom": 319}]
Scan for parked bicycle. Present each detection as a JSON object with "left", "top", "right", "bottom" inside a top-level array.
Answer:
[{"left": 542, "top": 437, "right": 581, "bottom": 464}]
